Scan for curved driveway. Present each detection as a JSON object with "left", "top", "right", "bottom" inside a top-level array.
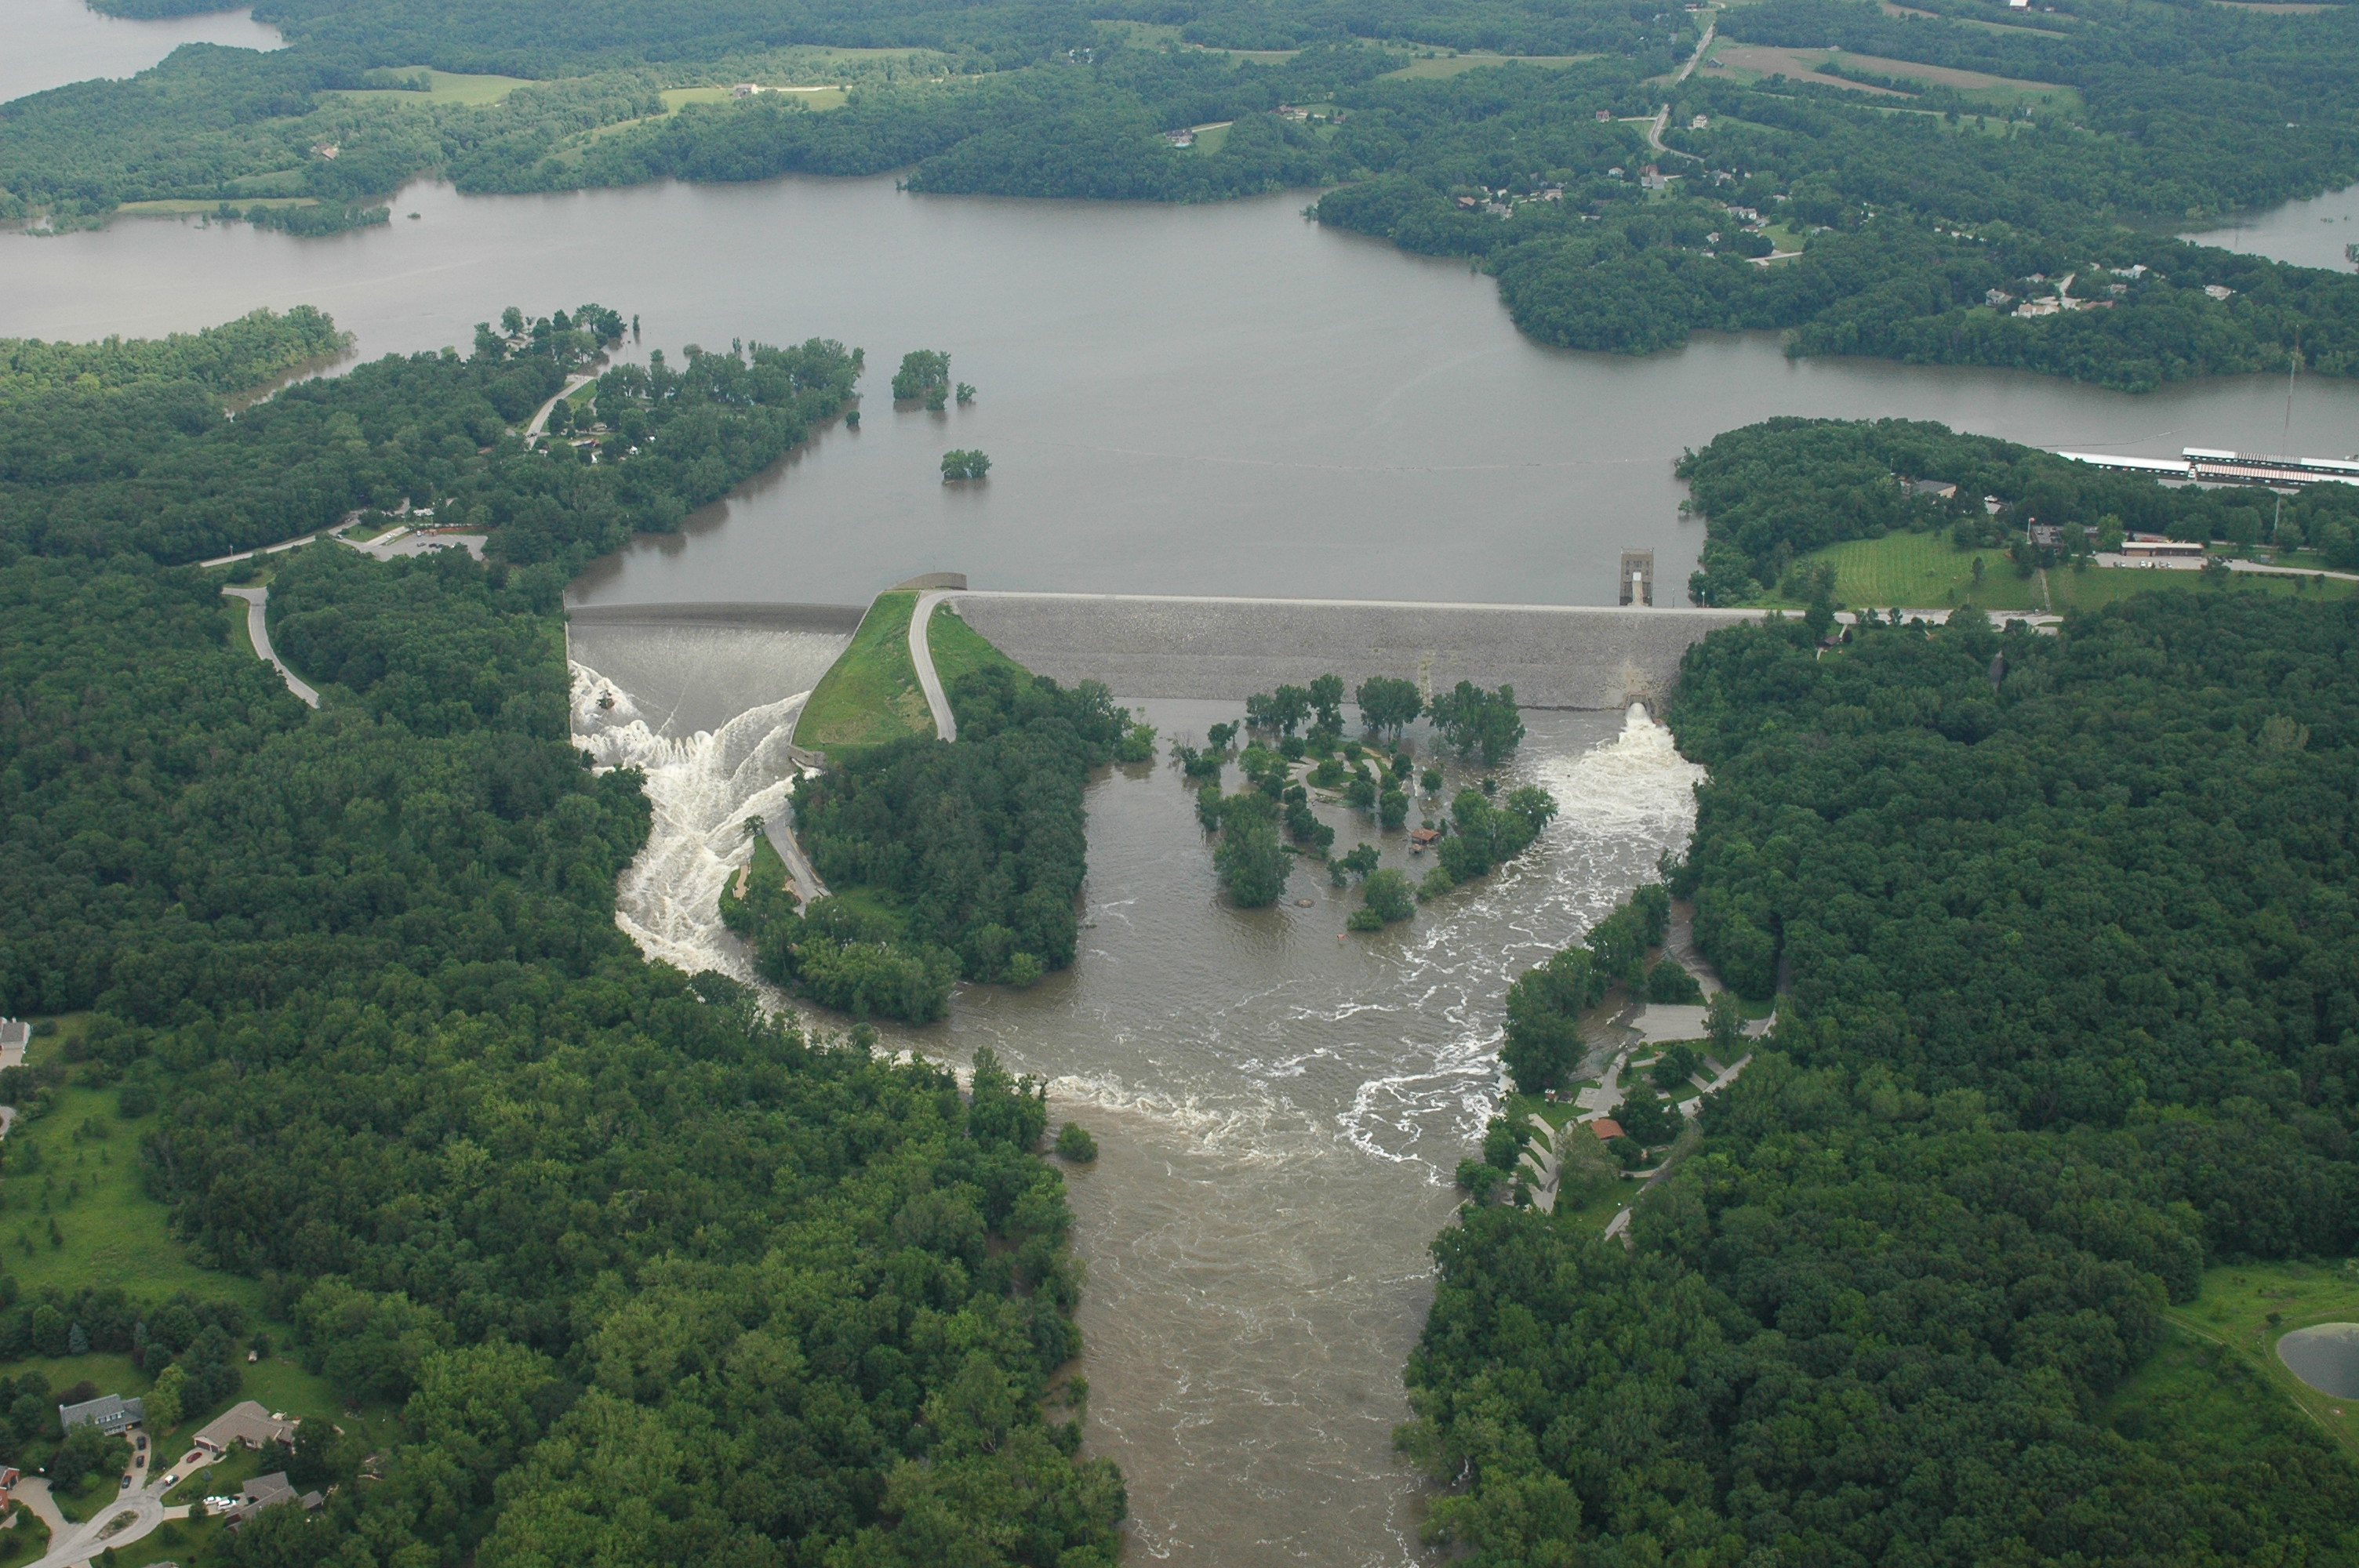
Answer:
[{"left": 23, "top": 1448, "right": 210, "bottom": 1568}]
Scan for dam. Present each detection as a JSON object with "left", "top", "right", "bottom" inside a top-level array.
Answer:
[
  {"left": 564, "top": 580, "right": 1737, "bottom": 1568},
  {"left": 572, "top": 583, "right": 1763, "bottom": 720}
]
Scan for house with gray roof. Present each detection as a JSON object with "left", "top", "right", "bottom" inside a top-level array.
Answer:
[{"left": 58, "top": 1393, "right": 144, "bottom": 1436}]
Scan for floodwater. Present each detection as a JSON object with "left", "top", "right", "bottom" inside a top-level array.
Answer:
[
  {"left": 573, "top": 662, "right": 1706, "bottom": 1566},
  {"left": 0, "top": 0, "right": 281, "bottom": 106},
  {"left": 2183, "top": 183, "right": 2359, "bottom": 278},
  {"left": 8, "top": 174, "right": 2359, "bottom": 606},
  {"left": 2277, "top": 1323, "right": 2359, "bottom": 1400}
]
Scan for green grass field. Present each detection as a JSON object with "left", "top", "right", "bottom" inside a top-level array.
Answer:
[
  {"left": 0, "top": 1080, "right": 266, "bottom": 1312},
  {"left": 1757, "top": 529, "right": 2359, "bottom": 615},
  {"left": 1190, "top": 122, "right": 1233, "bottom": 154},
  {"left": 0, "top": 1506, "right": 52, "bottom": 1568},
  {"left": 114, "top": 198, "right": 318, "bottom": 216},
  {"left": 926, "top": 602, "right": 1027, "bottom": 699},
  {"left": 1377, "top": 52, "right": 1597, "bottom": 79},
  {"left": 795, "top": 591, "right": 931, "bottom": 751},
  {"left": 742, "top": 831, "right": 789, "bottom": 895},
  {"left": 2135, "top": 1259, "right": 2359, "bottom": 1457},
  {"left": 330, "top": 67, "right": 530, "bottom": 107}
]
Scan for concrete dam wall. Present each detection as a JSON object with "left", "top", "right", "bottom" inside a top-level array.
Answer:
[{"left": 946, "top": 593, "right": 1761, "bottom": 711}]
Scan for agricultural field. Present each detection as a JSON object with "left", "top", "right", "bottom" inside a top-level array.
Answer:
[
  {"left": 1376, "top": 52, "right": 1598, "bottom": 79},
  {"left": 1702, "top": 42, "right": 2083, "bottom": 115}
]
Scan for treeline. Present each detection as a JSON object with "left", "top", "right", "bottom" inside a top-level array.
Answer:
[
  {"left": 1677, "top": 416, "right": 2359, "bottom": 603},
  {"left": 1401, "top": 593, "right": 2359, "bottom": 1566},
  {"left": 0, "top": 301, "right": 860, "bottom": 574},
  {"left": 726, "top": 663, "right": 1134, "bottom": 1022},
  {"left": 0, "top": 315, "right": 1124, "bottom": 1563}
]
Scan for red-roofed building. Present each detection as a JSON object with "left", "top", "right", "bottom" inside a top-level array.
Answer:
[{"left": 1590, "top": 1119, "right": 1626, "bottom": 1141}]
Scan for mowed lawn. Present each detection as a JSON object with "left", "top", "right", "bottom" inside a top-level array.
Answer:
[
  {"left": 797, "top": 590, "right": 932, "bottom": 751},
  {"left": 1765, "top": 530, "right": 2359, "bottom": 615},
  {"left": 927, "top": 601, "right": 1027, "bottom": 696},
  {"left": 330, "top": 67, "right": 531, "bottom": 107}
]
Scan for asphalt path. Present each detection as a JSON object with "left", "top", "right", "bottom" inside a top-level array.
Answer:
[
  {"left": 24, "top": 1446, "right": 213, "bottom": 1568},
  {"left": 222, "top": 586, "right": 320, "bottom": 707},
  {"left": 909, "top": 590, "right": 959, "bottom": 741}
]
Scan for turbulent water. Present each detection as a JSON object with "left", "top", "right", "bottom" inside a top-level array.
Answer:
[
  {"left": 569, "top": 660, "right": 820, "bottom": 985},
  {"left": 578, "top": 667, "right": 1709, "bottom": 1566}
]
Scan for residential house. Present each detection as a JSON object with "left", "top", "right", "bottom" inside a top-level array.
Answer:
[
  {"left": 193, "top": 1401, "right": 297, "bottom": 1457},
  {"left": 220, "top": 1472, "right": 325, "bottom": 1531},
  {"left": 59, "top": 1395, "right": 144, "bottom": 1438},
  {"left": 1590, "top": 1119, "right": 1627, "bottom": 1141}
]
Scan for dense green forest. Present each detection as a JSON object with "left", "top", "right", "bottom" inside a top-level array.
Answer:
[
  {"left": 9, "top": 0, "right": 2359, "bottom": 389},
  {"left": 723, "top": 663, "right": 1134, "bottom": 1022},
  {"left": 1676, "top": 416, "right": 2359, "bottom": 603},
  {"left": 0, "top": 313, "right": 1123, "bottom": 1564},
  {"left": 1403, "top": 593, "right": 2359, "bottom": 1566},
  {"left": 0, "top": 300, "right": 860, "bottom": 571}
]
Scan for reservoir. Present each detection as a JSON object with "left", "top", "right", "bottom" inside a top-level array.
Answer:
[
  {"left": 5, "top": 172, "right": 2359, "bottom": 607},
  {"left": 0, "top": 0, "right": 281, "bottom": 105},
  {"left": 13, "top": 40, "right": 2359, "bottom": 1552}
]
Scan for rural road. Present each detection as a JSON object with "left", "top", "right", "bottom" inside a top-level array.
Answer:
[
  {"left": 1675, "top": 19, "right": 1715, "bottom": 85},
  {"left": 910, "top": 590, "right": 959, "bottom": 741},
  {"left": 221, "top": 586, "right": 320, "bottom": 707},
  {"left": 526, "top": 374, "right": 598, "bottom": 446}
]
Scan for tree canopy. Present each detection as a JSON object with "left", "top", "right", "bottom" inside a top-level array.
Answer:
[
  {"left": 0, "top": 309, "right": 1123, "bottom": 1565},
  {"left": 1401, "top": 592, "right": 2359, "bottom": 1566}
]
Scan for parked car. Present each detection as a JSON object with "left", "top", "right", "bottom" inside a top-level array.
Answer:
[
  {"left": 162, "top": 1473, "right": 179, "bottom": 1487},
  {"left": 119, "top": 1474, "right": 131, "bottom": 1490}
]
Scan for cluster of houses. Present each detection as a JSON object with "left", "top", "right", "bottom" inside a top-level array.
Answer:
[{"left": 52, "top": 1396, "right": 321, "bottom": 1531}]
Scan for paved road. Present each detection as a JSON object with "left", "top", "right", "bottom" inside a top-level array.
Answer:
[
  {"left": 222, "top": 586, "right": 320, "bottom": 707},
  {"left": 23, "top": 1449, "right": 210, "bottom": 1568},
  {"left": 526, "top": 374, "right": 598, "bottom": 447},
  {"left": 197, "top": 530, "right": 329, "bottom": 570},
  {"left": 910, "top": 590, "right": 959, "bottom": 741},
  {"left": 1675, "top": 19, "right": 1715, "bottom": 85}
]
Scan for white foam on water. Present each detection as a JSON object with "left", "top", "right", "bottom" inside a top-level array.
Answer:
[
  {"left": 570, "top": 659, "right": 812, "bottom": 983},
  {"left": 1536, "top": 701, "right": 1709, "bottom": 837},
  {"left": 1337, "top": 703, "right": 1709, "bottom": 1174}
]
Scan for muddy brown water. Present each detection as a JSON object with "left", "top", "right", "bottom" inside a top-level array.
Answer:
[
  {"left": 570, "top": 673, "right": 1705, "bottom": 1566},
  {"left": 8, "top": 171, "right": 2359, "bottom": 611}
]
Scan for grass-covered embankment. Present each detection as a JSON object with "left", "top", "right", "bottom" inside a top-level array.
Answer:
[
  {"left": 794, "top": 590, "right": 931, "bottom": 751},
  {"left": 928, "top": 601, "right": 1028, "bottom": 695}
]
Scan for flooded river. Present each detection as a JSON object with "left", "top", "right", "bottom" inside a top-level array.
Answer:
[{"left": 574, "top": 666, "right": 1706, "bottom": 1565}]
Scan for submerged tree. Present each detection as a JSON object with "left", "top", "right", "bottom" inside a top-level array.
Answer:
[{"left": 893, "top": 349, "right": 951, "bottom": 401}]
